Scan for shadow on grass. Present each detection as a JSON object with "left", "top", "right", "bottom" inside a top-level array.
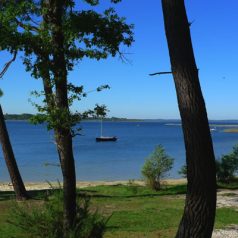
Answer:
[
  {"left": 217, "top": 177, "right": 238, "bottom": 190},
  {"left": 78, "top": 184, "right": 187, "bottom": 199},
  {"left": 0, "top": 189, "right": 62, "bottom": 201},
  {"left": 79, "top": 182, "right": 238, "bottom": 200},
  {"left": 0, "top": 191, "right": 15, "bottom": 201},
  {"left": 3, "top": 180, "right": 238, "bottom": 202}
]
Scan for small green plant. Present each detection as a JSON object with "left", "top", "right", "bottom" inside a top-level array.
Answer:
[
  {"left": 126, "top": 180, "right": 139, "bottom": 194},
  {"left": 178, "top": 165, "right": 187, "bottom": 178},
  {"left": 127, "top": 179, "right": 136, "bottom": 186},
  {"left": 141, "top": 145, "right": 174, "bottom": 190},
  {"left": 6, "top": 190, "right": 109, "bottom": 238},
  {"left": 216, "top": 145, "right": 238, "bottom": 183}
]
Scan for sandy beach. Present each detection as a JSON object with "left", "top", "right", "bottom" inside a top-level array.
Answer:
[{"left": 0, "top": 178, "right": 187, "bottom": 191}]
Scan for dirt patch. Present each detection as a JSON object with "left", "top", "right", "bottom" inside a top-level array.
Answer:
[
  {"left": 212, "top": 225, "right": 238, "bottom": 238},
  {"left": 213, "top": 190, "right": 238, "bottom": 237},
  {"left": 217, "top": 189, "right": 238, "bottom": 209}
]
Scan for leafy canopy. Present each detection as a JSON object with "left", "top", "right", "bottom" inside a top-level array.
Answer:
[{"left": 0, "top": 0, "right": 133, "bottom": 132}]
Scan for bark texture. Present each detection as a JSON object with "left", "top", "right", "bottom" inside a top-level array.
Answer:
[
  {"left": 0, "top": 105, "right": 28, "bottom": 200},
  {"left": 46, "top": 0, "right": 76, "bottom": 233},
  {"left": 161, "top": 0, "right": 217, "bottom": 237}
]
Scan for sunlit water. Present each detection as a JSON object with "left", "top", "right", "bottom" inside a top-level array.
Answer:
[{"left": 0, "top": 120, "right": 238, "bottom": 182}]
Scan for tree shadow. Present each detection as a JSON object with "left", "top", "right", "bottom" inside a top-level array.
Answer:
[
  {"left": 0, "top": 191, "right": 15, "bottom": 201},
  {"left": 0, "top": 184, "right": 188, "bottom": 201},
  {"left": 78, "top": 184, "right": 187, "bottom": 199},
  {"left": 0, "top": 188, "right": 61, "bottom": 201}
]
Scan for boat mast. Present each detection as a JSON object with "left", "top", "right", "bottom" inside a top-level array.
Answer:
[{"left": 100, "top": 117, "right": 103, "bottom": 137}]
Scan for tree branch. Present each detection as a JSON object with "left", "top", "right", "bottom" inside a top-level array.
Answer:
[
  {"left": 149, "top": 71, "right": 172, "bottom": 76},
  {"left": 26, "top": 13, "right": 40, "bottom": 26},
  {"left": 15, "top": 18, "right": 39, "bottom": 32},
  {"left": 118, "top": 51, "right": 133, "bottom": 65},
  {"left": 0, "top": 51, "right": 17, "bottom": 78}
]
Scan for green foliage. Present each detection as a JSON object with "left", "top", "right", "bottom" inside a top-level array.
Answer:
[
  {"left": 1, "top": 185, "right": 238, "bottom": 238},
  {"left": 0, "top": 0, "right": 133, "bottom": 132},
  {"left": 84, "top": 0, "right": 122, "bottom": 5},
  {"left": 0, "top": 1, "right": 133, "bottom": 68},
  {"left": 141, "top": 145, "right": 174, "bottom": 190},
  {"left": 217, "top": 181, "right": 238, "bottom": 189},
  {"left": 178, "top": 165, "right": 187, "bottom": 178},
  {"left": 179, "top": 145, "right": 238, "bottom": 182},
  {"left": 29, "top": 83, "right": 110, "bottom": 134},
  {"left": 93, "top": 104, "right": 108, "bottom": 118},
  {"left": 216, "top": 145, "right": 238, "bottom": 183},
  {"left": 80, "top": 184, "right": 187, "bottom": 197},
  {"left": 7, "top": 191, "right": 109, "bottom": 238}
]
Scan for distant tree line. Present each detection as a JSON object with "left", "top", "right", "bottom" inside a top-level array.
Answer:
[
  {"left": 4, "top": 113, "right": 34, "bottom": 120},
  {"left": 4, "top": 113, "right": 138, "bottom": 122}
]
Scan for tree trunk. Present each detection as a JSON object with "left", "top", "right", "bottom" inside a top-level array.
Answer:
[
  {"left": 46, "top": 0, "right": 77, "bottom": 234},
  {"left": 161, "top": 0, "right": 217, "bottom": 237},
  {"left": 0, "top": 105, "right": 28, "bottom": 200},
  {"left": 55, "top": 130, "right": 76, "bottom": 232}
]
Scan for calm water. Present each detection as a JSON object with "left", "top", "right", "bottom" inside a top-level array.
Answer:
[{"left": 1, "top": 121, "right": 238, "bottom": 182}]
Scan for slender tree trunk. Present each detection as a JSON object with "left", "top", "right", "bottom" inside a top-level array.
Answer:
[
  {"left": 0, "top": 105, "right": 28, "bottom": 200},
  {"left": 55, "top": 130, "right": 76, "bottom": 231},
  {"left": 38, "top": 51, "right": 76, "bottom": 234},
  {"left": 161, "top": 0, "right": 217, "bottom": 237},
  {"left": 46, "top": 1, "right": 76, "bottom": 233}
]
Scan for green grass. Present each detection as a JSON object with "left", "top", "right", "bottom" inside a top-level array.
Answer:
[
  {"left": 217, "top": 178, "right": 238, "bottom": 189},
  {"left": 0, "top": 184, "right": 238, "bottom": 238},
  {"left": 79, "top": 184, "right": 187, "bottom": 197},
  {"left": 215, "top": 208, "right": 238, "bottom": 229},
  {"left": 0, "top": 201, "right": 23, "bottom": 238}
]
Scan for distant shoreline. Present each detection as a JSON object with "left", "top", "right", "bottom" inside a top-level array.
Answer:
[
  {"left": 4, "top": 114, "right": 142, "bottom": 122},
  {"left": 6, "top": 119, "right": 238, "bottom": 125},
  {"left": 223, "top": 128, "right": 238, "bottom": 133},
  {"left": 4, "top": 113, "right": 238, "bottom": 122}
]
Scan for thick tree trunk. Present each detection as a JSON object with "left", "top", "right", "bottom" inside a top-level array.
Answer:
[
  {"left": 0, "top": 105, "right": 28, "bottom": 200},
  {"left": 161, "top": 0, "right": 217, "bottom": 237}
]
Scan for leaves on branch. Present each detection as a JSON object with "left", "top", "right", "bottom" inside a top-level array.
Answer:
[
  {"left": 94, "top": 104, "right": 109, "bottom": 118},
  {"left": 84, "top": 0, "right": 122, "bottom": 6},
  {"left": 0, "top": 0, "right": 133, "bottom": 136}
]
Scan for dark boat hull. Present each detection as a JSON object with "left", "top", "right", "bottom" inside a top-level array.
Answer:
[{"left": 96, "top": 137, "right": 117, "bottom": 142}]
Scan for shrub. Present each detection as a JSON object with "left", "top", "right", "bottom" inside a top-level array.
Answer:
[
  {"left": 178, "top": 165, "right": 187, "bottom": 178},
  {"left": 178, "top": 145, "right": 238, "bottom": 183},
  {"left": 7, "top": 190, "right": 109, "bottom": 238},
  {"left": 216, "top": 145, "right": 238, "bottom": 183},
  {"left": 141, "top": 145, "right": 174, "bottom": 190}
]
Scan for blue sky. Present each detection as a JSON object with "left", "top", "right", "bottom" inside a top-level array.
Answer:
[{"left": 1, "top": 0, "right": 238, "bottom": 119}]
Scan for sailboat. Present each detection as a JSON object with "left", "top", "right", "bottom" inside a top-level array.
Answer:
[
  {"left": 210, "top": 127, "right": 217, "bottom": 132},
  {"left": 96, "top": 118, "right": 117, "bottom": 142}
]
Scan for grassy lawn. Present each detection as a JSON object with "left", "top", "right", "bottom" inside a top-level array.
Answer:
[
  {"left": 217, "top": 178, "right": 238, "bottom": 189},
  {"left": 0, "top": 184, "right": 238, "bottom": 237}
]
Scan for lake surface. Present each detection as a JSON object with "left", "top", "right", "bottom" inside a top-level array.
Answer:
[{"left": 1, "top": 120, "right": 238, "bottom": 182}]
